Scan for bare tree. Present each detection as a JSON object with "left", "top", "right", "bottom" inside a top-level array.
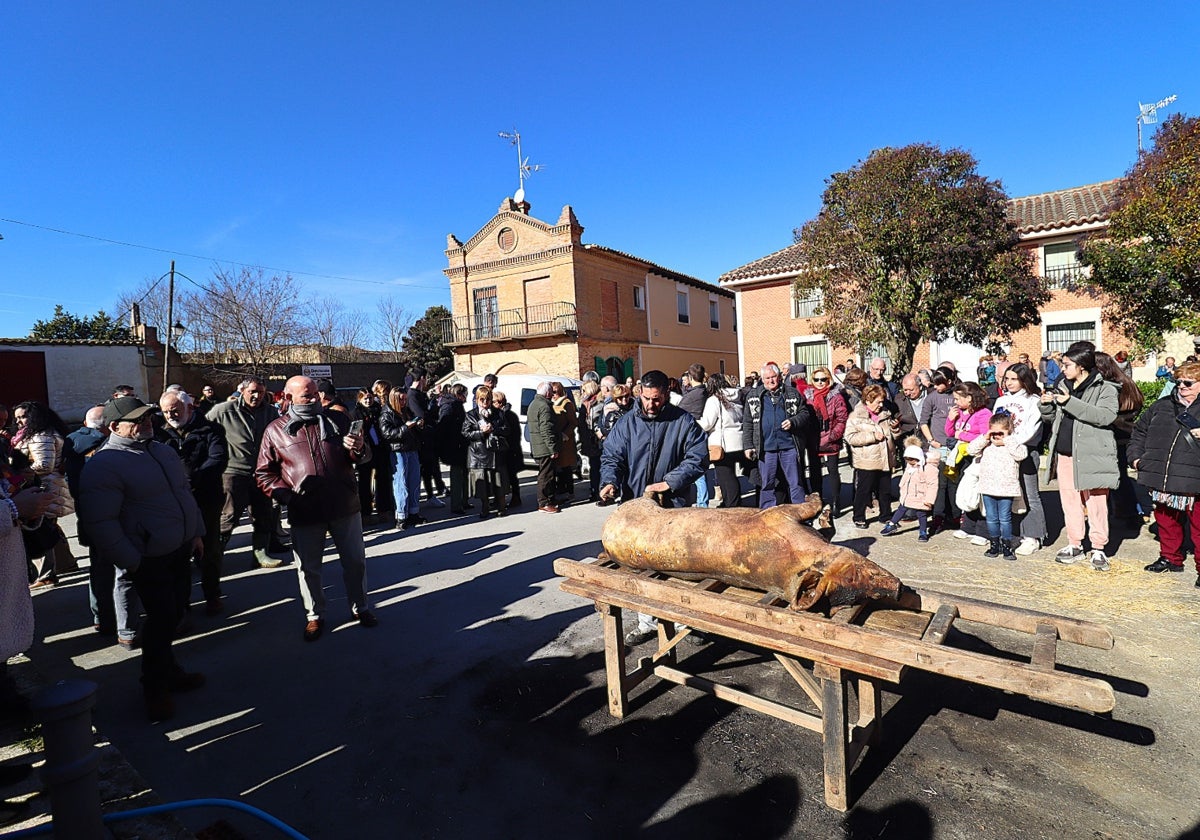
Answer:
[
  {"left": 375, "top": 294, "right": 414, "bottom": 361},
  {"left": 113, "top": 273, "right": 173, "bottom": 341},
  {"left": 306, "top": 295, "right": 367, "bottom": 363}
]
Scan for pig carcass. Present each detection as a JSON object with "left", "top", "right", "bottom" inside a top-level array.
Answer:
[{"left": 599, "top": 494, "right": 903, "bottom": 612}]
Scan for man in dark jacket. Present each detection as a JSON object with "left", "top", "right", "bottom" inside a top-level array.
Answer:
[
  {"left": 78, "top": 396, "right": 206, "bottom": 721},
  {"left": 408, "top": 372, "right": 447, "bottom": 504},
  {"left": 255, "top": 376, "right": 376, "bottom": 642},
  {"left": 527, "top": 382, "right": 560, "bottom": 513},
  {"left": 677, "top": 363, "right": 709, "bottom": 507},
  {"left": 599, "top": 370, "right": 707, "bottom": 506},
  {"left": 492, "top": 390, "right": 524, "bottom": 508},
  {"left": 157, "top": 391, "right": 229, "bottom": 615},
  {"left": 208, "top": 377, "right": 283, "bottom": 568},
  {"left": 435, "top": 384, "right": 470, "bottom": 513},
  {"left": 742, "top": 362, "right": 820, "bottom": 508}
]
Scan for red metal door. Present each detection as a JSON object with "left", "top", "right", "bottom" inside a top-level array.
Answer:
[{"left": 0, "top": 351, "right": 49, "bottom": 408}]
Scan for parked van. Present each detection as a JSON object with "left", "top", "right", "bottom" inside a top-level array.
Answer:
[{"left": 459, "top": 374, "right": 583, "bottom": 469}]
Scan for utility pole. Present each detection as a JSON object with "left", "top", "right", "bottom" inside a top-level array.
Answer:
[{"left": 163, "top": 259, "right": 175, "bottom": 396}]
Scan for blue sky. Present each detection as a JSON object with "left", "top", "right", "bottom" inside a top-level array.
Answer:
[{"left": 2, "top": 2, "right": 1197, "bottom": 340}]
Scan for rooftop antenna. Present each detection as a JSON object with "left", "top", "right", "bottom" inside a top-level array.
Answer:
[
  {"left": 1138, "top": 94, "right": 1178, "bottom": 152},
  {"left": 497, "top": 128, "right": 544, "bottom": 203}
]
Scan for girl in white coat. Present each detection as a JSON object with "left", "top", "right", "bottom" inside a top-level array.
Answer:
[{"left": 699, "top": 374, "right": 745, "bottom": 508}]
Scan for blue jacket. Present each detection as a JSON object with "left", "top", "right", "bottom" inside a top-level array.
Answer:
[{"left": 599, "top": 402, "right": 707, "bottom": 505}]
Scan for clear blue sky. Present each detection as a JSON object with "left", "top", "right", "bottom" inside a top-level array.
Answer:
[{"left": 2, "top": 2, "right": 1197, "bottom": 340}]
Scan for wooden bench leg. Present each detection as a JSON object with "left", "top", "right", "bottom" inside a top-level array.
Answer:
[
  {"left": 857, "top": 677, "right": 881, "bottom": 746},
  {"left": 598, "top": 603, "right": 628, "bottom": 718},
  {"left": 815, "top": 663, "right": 850, "bottom": 811}
]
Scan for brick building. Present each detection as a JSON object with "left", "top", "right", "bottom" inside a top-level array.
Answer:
[
  {"left": 442, "top": 197, "right": 738, "bottom": 381},
  {"left": 719, "top": 179, "right": 1177, "bottom": 381}
]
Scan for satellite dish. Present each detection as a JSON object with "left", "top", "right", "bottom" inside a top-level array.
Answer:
[{"left": 514, "top": 187, "right": 526, "bottom": 203}]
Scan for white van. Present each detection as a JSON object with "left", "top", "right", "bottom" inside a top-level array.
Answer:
[{"left": 460, "top": 374, "right": 583, "bottom": 469}]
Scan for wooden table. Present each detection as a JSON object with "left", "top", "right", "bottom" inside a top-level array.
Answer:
[{"left": 555, "top": 557, "right": 1116, "bottom": 811}]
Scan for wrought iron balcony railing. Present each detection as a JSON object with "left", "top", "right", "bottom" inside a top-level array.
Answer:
[
  {"left": 1043, "top": 264, "right": 1091, "bottom": 291},
  {"left": 440, "top": 300, "right": 578, "bottom": 345}
]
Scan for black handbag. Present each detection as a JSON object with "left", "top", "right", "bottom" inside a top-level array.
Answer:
[{"left": 22, "top": 517, "right": 63, "bottom": 561}]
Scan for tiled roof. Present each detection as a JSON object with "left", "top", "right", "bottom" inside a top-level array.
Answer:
[
  {"left": 718, "top": 242, "right": 806, "bottom": 284},
  {"left": 719, "top": 179, "right": 1124, "bottom": 285},
  {"left": 0, "top": 337, "right": 140, "bottom": 346},
  {"left": 1006, "top": 179, "right": 1122, "bottom": 234},
  {"left": 584, "top": 244, "right": 733, "bottom": 297}
]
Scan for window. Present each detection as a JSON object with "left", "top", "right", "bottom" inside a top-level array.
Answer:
[
  {"left": 676, "top": 290, "right": 690, "bottom": 324},
  {"left": 793, "top": 288, "right": 824, "bottom": 318},
  {"left": 632, "top": 285, "right": 645, "bottom": 310},
  {"left": 1046, "top": 321, "right": 1097, "bottom": 353},
  {"left": 792, "top": 339, "right": 830, "bottom": 371},
  {"left": 1043, "top": 242, "right": 1087, "bottom": 289},
  {"left": 473, "top": 286, "right": 499, "bottom": 339},
  {"left": 709, "top": 299, "right": 720, "bottom": 329}
]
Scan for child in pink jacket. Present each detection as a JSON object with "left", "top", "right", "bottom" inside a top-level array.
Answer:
[{"left": 881, "top": 438, "right": 941, "bottom": 542}]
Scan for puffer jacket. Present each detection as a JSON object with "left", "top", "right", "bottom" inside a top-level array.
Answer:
[
  {"left": 462, "top": 406, "right": 510, "bottom": 470},
  {"left": 14, "top": 431, "right": 73, "bottom": 518},
  {"left": 810, "top": 385, "right": 848, "bottom": 456},
  {"left": 1040, "top": 373, "right": 1119, "bottom": 489},
  {"left": 599, "top": 402, "right": 707, "bottom": 504},
  {"left": 845, "top": 403, "right": 897, "bottom": 471},
  {"left": 897, "top": 463, "right": 939, "bottom": 510},
  {"left": 699, "top": 389, "right": 745, "bottom": 453},
  {"left": 255, "top": 409, "right": 369, "bottom": 526},
  {"left": 1128, "top": 393, "right": 1200, "bottom": 495},
  {"left": 78, "top": 434, "right": 204, "bottom": 571}
]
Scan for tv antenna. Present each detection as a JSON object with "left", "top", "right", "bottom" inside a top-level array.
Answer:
[
  {"left": 1138, "top": 94, "right": 1178, "bottom": 152},
  {"left": 497, "top": 129, "right": 544, "bottom": 203}
]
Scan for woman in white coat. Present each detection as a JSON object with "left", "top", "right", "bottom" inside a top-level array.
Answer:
[{"left": 699, "top": 374, "right": 746, "bottom": 508}]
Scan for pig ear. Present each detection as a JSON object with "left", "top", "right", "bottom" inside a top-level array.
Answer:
[{"left": 790, "top": 570, "right": 825, "bottom": 610}]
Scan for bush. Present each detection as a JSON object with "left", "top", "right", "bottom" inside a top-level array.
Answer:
[{"left": 1136, "top": 380, "right": 1165, "bottom": 418}]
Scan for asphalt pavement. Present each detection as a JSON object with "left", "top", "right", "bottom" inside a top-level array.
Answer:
[{"left": 3, "top": 471, "right": 1200, "bottom": 839}]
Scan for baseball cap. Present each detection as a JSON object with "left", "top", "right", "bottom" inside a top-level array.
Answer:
[{"left": 102, "top": 396, "right": 156, "bottom": 426}]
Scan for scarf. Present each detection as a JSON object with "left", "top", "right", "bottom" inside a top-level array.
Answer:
[
  {"left": 813, "top": 384, "right": 830, "bottom": 419},
  {"left": 285, "top": 404, "right": 339, "bottom": 440}
]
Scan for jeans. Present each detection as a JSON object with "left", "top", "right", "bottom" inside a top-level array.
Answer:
[
  {"left": 694, "top": 473, "right": 710, "bottom": 507},
  {"left": 759, "top": 449, "right": 803, "bottom": 508},
  {"left": 392, "top": 450, "right": 422, "bottom": 517},
  {"left": 982, "top": 495, "right": 1014, "bottom": 541},
  {"left": 291, "top": 513, "right": 369, "bottom": 622}
]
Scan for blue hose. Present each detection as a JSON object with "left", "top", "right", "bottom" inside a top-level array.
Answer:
[{"left": 0, "top": 797, "right": 310, "bottom": 839}]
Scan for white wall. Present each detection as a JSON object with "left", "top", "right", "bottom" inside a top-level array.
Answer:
[{"left": 4, "top": 345, "right": 150, "bottom": 424}]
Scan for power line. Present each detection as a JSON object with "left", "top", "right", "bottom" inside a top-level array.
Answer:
[{"left": 0, "top": 217, "right": 449, "bottom": 290}]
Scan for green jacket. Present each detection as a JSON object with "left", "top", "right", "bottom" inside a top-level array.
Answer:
[
  {"left": 1039, "top": 374, "right": 1119, "bottom": 490},
  {"left": 527, "top": 394, "right": 558, "bottom": 460}
]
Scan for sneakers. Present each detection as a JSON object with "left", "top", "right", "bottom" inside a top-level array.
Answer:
[
  {"left": 624, "top": 626, "right": 655, "bottom": 646},
  {"left": 427, "top": 496, "right": 446, "bottom": 508},
  {"left": 303, "top": 619, "right": 324, "bottom": 642},
  {"left": 1090, "top": 550, "right": 1110, "bottom": 571},
  {"left": 879, "top": 522, "right": 900, "bottom": 537},
  {"left": 1055, "top": 545, "right": 1084, "bottom": 564},
  {"left": 255, "top": 549, "right": 283, "bottom": 569},
  {"left": 1015, "top": 537, "right": 1041, "bottom": 556},
  {"left": 917, "top": 532, "right": 930, "bottom": 543},
  {"left": 951, "top": 530, "right": 969, "bottom": 540},
  {"left": 356, "top": 610, "right": 378, "bottom": 628},
  {"left": 1144, "top": 557, "right": 1184, "bottom": 573},
  {"left": 970, "top": 535, "right": 990, "bottom": 546},
  {"left": 853, "top": 521, "right": 869, "bottom": 530}
]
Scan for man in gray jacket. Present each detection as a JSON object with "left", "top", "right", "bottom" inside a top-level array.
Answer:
[
  {"left": 208, "top": 377, "right": 282, "bottom": 568},
  {"left": 79, "top": 396, "right": 206, "bottom": 722},
  {"left": 527, "top": 382, "right": 560, "bottom": 513}
]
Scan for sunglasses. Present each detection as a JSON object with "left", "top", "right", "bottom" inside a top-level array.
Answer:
[
  {"left": 812, "top": 377, "right": 829, "bottom": 383},
  {"left": 1179, "top": 379, "right": 1198, "bottom": 387},
  {"left": 989, "top": 432, "right": 1007, "bottom": 438}
]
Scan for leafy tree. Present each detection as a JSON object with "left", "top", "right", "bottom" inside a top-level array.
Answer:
[
  {"left": 793, "top": 143, "right": 1046, "bottom": 373},
  {"left": 29, "top": 305, "right": 133, "bottom": 341},
  {"left": 400, "top": 305, "right": 453, "bottom": 380},
  {"left": 1079, "top": 113, "right": 1200, "bottom": 349}
]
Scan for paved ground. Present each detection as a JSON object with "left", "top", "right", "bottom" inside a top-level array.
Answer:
[{"left": 4, "top": 472, "right": 1200, "bottom": 839}]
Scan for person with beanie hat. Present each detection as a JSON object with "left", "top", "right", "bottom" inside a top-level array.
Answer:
[{"left": 880, "top": 438, "right": 940, "bottom": 541}]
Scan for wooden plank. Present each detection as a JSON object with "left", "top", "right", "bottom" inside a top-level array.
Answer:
[
  {"left": 831, "top": 602, "right": 868, "bottom": 625},
  {"left": 819, "top": 665, "right": 850, "bottom": 811},
  {"left": 560, "top": 569, "right": 1116, "bottom": 713},
  {"left": 775, "top": 654, "right": 823, "bottom": 708},
  {"left": 653, "top": 665, "right": 823, "bottom": 733},
  {"left": 921, "top": 604, "right": 959, "bottom": 646},
  {"left": 863, "top": 608, "right": 931, "bottom": 637},
  {"left": 1031, "top": 622, "right": 1059, "bottom": 672},
  {"left": 904, "top": 586, "right": 1114, "bottom": 650},
  {"left": 598, "top": 603, "right": 628, "bottom": 718}
]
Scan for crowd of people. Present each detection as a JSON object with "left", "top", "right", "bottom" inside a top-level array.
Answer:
[{"left": 2, "top": 341, "right": 1197, "bottom": 719}]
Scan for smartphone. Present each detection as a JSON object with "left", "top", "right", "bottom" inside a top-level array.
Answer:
[
  {"left": 1177, "top": 411, "right": 1200, "bottom": 431},
  {"left": 348, "top": 419, "right": 363, "bottom": 436}
]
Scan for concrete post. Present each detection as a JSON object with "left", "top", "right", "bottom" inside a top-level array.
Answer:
[{"left": 31, "top": 679, "right": 104, "bottom": 839}]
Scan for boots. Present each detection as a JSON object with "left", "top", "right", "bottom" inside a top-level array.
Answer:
[
  {"left": 1000, "top": 540, "right": 1016, "bottom": 561},
  {"left": 984, "top": 537, "right": 1001, "bottom": 558}
]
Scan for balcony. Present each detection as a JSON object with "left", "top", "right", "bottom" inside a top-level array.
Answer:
[
  {"left": 1042, "top": 263, "right": 1091, "bottom": 291},
  {"left": 440, "top": 301, "right": 578, "bottom": 346}
]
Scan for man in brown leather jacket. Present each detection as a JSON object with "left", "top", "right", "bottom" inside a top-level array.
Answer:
[{"left": 255, "top": 376, "right": 377, "bottom": 642}]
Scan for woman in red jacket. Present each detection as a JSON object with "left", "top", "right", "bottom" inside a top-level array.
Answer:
[{"left": 809, "top": 366, "right": 848, "bottom": 528}]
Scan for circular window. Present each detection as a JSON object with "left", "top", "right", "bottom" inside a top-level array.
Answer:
[{"left": 497, "top": 227, "right": 517, "bottom": 253}]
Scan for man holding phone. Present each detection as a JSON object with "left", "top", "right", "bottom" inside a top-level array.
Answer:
[{"left": 256, "top": 376, "right": 376, "bottom": 642}]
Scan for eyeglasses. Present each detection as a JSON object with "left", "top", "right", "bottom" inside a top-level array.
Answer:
[
  {"left": 812, "top": 377, "right": 829, "bottom": 383},
  {"left": 988, "top": 432, "right": 1006, "bottom": 438},
  {"left": 1179, "top": 379, "right": 1198, "bottom": 388}
]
